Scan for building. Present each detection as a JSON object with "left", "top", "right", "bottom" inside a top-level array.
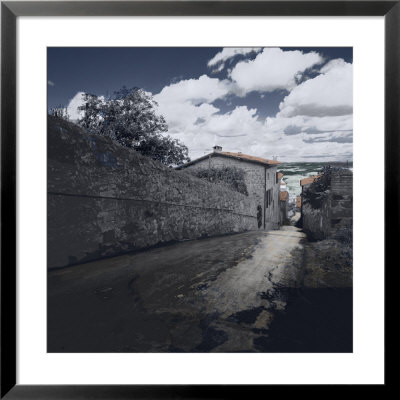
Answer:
[
  {"left": 278, "top": 171, "right": 289, "bottom": 224},
  {"left": 299, "top": 170, "right": 353, "bottom": 239},
  {"left": 299, "top": 174, "right": 322, "bottom": 216},
  {"left": 278, "top": 172, "right": 288, "bottom": 193},
  {"left": 300, "top": 174, "right": 323, "bottom": 188},
  {"left": 279, "top": 190, "right": 289, "bottom": 225},
  {"left": 296, "top": 196, "right": 302, "bottom": 210},
  {"left": 177, "top": 145, "right": 281, "bottom": 230},
  {"left": 299, "top": 174, "right": 322, "bottom": 233}
]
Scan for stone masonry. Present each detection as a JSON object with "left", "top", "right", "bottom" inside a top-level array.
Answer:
[
  {"left": 301, "top": 169, "right": 353, "bottom": 239},
  {"left": 48, "top": 116, "right": 258, "bottom": 269},
  {"left": 178, "top": 152, "right": 281, "bottom": 231}
]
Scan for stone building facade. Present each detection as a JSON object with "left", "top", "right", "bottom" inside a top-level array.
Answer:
[
  {"left": 300, "top": 169, "right": 353, "bottom": 239},
  {"left": 177, "top": 146, "right": 281, "bottom": 231}
]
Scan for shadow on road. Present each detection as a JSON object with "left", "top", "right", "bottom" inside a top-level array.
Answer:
[
  {"left": 253, "top": 287, "right": 353, "bottom": 352},
  {"left": 48, "top": 228, "right": 352, "bottom": 353}
]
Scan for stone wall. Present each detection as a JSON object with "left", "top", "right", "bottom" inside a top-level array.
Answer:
[
  {"left": 279, "top": 197, "right": 289, "bottom": 225},
  {"left": 301, "top": 191, "right": 332, "bottom": 239},
  {"left": 48, "top": 116, "right": 258, "bottom": 269},
  {"left": 265, "top": 164, "right": 280, "bottom": 230},
  {"left": 330, "top": 171, "right": 353, "bottom": 230},
  {"left": 181, "top": 154, "right": 280, "bottom": 230},
  {"left": 301, "top": 170, "right": 353, "bottom": 239}
]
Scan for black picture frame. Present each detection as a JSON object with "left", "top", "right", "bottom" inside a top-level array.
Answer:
[{"left": 1, "top": 1, "right": 392, "bottom": 397}]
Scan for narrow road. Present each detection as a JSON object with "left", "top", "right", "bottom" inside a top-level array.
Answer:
[{"left": 48, "top": 227, "right": 306, "bottom": 352}]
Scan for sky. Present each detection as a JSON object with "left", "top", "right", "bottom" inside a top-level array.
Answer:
[{"left": 48, "top": 47, "right": 353, "bottom": 162}]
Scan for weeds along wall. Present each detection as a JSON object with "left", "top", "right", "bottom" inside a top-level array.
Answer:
[
  {"left": 180, "top": 155, "right": 280, "bottom": 231},
  {"left": 48, "top": 116, "right": 258, "bottom": 269}
]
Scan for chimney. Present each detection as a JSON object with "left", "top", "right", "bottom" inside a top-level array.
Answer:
[{"left": 213, "top": 145, "right": 222, "bottom": 153}]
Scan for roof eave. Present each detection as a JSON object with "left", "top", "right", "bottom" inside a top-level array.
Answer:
[{"left": 176, "top": 152, "right": 280, "bottom": 169}]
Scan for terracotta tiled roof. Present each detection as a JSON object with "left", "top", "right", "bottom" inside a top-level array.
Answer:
[
  {"left": 296, "top": 196, "right": 302, "bottom": 208},
  {"left": 300, "top": 174, "right": 322, "bottom": 186},
  {"left": 221, "top": 152, "right": 280, "bottom": 166},
  {"left": 280, "top": 191, "right": 288, "bottom": 201},
  {"left": 277, "top": 172, "right": 284, "bottom": 180},
  {"left": 176, "top": 150, "right": 280, "bottom": 170}
]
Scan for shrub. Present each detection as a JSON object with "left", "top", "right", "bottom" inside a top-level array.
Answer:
[
  {"left": 191, "top": 166, "right": 248, "bottom": 195},
  {"left": 302, "top": 166, "right": 336, "bottom": 209},
  {"left": 332, "top": 225, "right": 353, "bottom": 246},
  {"left": 303, "top": 166, "right": 350, "bottom": 209}
]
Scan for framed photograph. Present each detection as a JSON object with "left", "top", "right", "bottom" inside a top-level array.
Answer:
[{"left": 2, "top": 0, "right": 393, "bottom": 397}]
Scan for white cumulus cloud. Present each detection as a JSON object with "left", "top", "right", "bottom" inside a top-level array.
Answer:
[
  {"left": 66, "top": 91, "right": 106, "bottom": 121},
  {"left": 278, "top": 58, "right": 353, "bottom": 117},
  {"left": 153, "top": 75, "right": 266, "bottom": 159},
  {"left": 66, "top": 92, "right": 86, "bottom": 120},
  {"left": 265, "top": 114, "right": 353, "bottom": 136},
  {"left": 155, "top": 74, "right": 231, "bottom": 106},
  {"left": 229, "top": 48, "right": 323, "bottom": 94},
  {"left": 63, "top": 50, "right": 352, "bottom": 162},
  {"left": 207, "top": 47, "right": 262, "bottom": 68}
]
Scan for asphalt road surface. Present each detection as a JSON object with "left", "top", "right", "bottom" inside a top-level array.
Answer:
[{"left": 48, "top": 226, "right": 351, "bottom": 352}]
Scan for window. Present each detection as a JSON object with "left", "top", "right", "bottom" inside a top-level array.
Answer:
[
  {"left": 276, "top": 172, "right": 279, "bottom": 184},
  {"left": 265, "top": 189, "right": 273, "bottom": 208}
]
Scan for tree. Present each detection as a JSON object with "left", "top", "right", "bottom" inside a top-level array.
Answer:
[
  {"left": 78, "top": 93, "right": 103, "bottom": 132},
  {"left": 76, "top": 87, "right": 190, "bottom": 167}
]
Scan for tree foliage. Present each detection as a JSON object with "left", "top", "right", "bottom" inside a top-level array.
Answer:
[
  {"left": 55, "top": 87, "right": 190, "bottom": 167},
  {"left": 303, "top": 165, "right": 343, "bottom": 209}
]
